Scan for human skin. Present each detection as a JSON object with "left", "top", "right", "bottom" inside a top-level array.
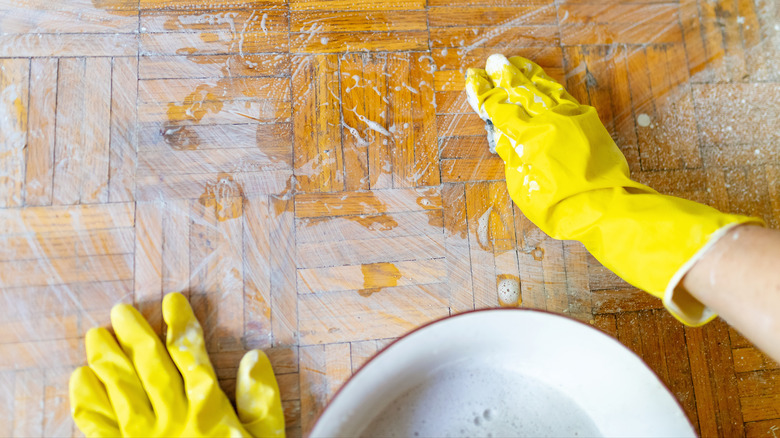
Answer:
[{"left": 683, "top": 225, "right": 780, "bottom": 363}]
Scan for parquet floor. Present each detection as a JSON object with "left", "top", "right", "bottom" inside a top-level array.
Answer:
[{"left": 1, "top": 0, "right": 779, "bottom": 436}]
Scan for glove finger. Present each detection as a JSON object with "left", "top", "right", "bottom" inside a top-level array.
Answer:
[
  {"left": 85, "top": 327, "right": 154, "bottom": 430},
  {"left": 236, "top": 350, "right": 286, "bottom": 438},
  {"left": 162, "top": 292, "right": 221, "bottom": 408},
  {"left": 465, "top": 67, "right": 494, "bottom": 120},
  {"left": 69, "top": 366, "right": 121, "bottom": 438},
  {"left": 485, "top": 54, "right": 555, "bottom": 115},
  {"left": 111, "top": 303, "right": 187, "bottom": 423},
  {"left": 507, "top": 55, "right": 580, "bottom": 107}
]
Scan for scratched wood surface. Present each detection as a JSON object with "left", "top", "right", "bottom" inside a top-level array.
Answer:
[{"left": 1, "top": 0, "right": 779, "bottom": 436}]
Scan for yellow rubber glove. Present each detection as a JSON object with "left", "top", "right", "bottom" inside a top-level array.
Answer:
[
  {"left": 69, "top": 292, "right": 285, "bottom": 437},
  {"left": 465, "top": 54, "right": 763, "bottom": 326}
]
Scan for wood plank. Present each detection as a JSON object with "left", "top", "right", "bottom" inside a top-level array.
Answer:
[
  {"left": 430, "top": 6, "right": 556, "bottom": 27},
  {"left": 243, "top": 197, "right": 273, "bottom": 348},
  {"left": 140, "top": 0, "right": 286, "bottom": 11},
  {"left": 564, "top": 240, "right": 591, "bottom": 322},
  {"left": 339, "top": 53, "right": 370, "bottom": 191},
  {"left": 134, "top": 202, "right": 164, "bottom": 335},
  {"left": 745, "top": 419, "right": 780, "bottom": 438},
  {"left": 409, "top": 53, "right": 441, "bottom": 187},
  {"left": 161, "top": 199, "right": 191, "bottom": 296},
  {"left": 270, "top": 196, "right": 298, "bottom": 346},
  {"left": 442, "top": 157, "right": 505, "bottom": 182},
  {"left": 292, "top": 54, "right": 344, "bottom": 193},
  {"left": 291, "top": 10, "right": 426, "bottom": 32},
  {"left": 289, "top": 0, "right": 425, "bottom": 11},
  {"left": 0, "top": 338, "right": 85, "bottom": 371},
  {"left": 298, "top": 283, "right": 448, "bottom": 345},
  {"left": 109, "top": 57, "right": 138, "bottom": 203},
  {"left": 80, "top": 57, "right": 112, "bottom": 204},
  {"left": 139, "top": 77, "right": 290, "bottom": 103},
  {"left": 141, "top": 9, "right": 288, "bottom": 33},
  {"left": 592, "top": 288, "right": 664, "bottom": 314},
  {"left": 295, "top": 188, "right": 441, "bottom": 218},
  {"left": 0, "top": 281, "right": 132, "bottom": 324},
  {"left": 24, "top": 58, "right": 57, "bottom": 206},
  {"left": 432, "top": 46, "right": 563, "bottom": 72},
  {"left": 740, "top": 394, "right": 780, "bottom": 423},
  {"left": 1, "top": 3, "right": 136, "bottom": 34},
  {"left": 430, "top": 23, "right": 561, "bottom": 49},
  {"left": 541, "top": 239, "right": 568, "bottom": 315},
  {"left": 0, "top": 312, "right": 79, "bottom": 344},
  {"left": 299, "top": 343, "right": 351, "bottom": 435},
  {"left": 559, "top": 3, "right": 678, "bottom": 24},
  {"left": 560, "top": 22, "right": 682, "bottom": 45},
  {"left": 687, "top": 320, "right": 746, "bottom": 437},
  {"left": 350, "top": 340, "right": 381, "bottom": 373},
  {"left": 138, "top": 99, "right": 291, "bottom": 125},
  {"left": 213, "top": 199, "right": 245, "bottom": 351},
  {"left": 442, "top": 183, "right": 474, "bottom": 313},
  {"left": 0, "top": 228, "right": 134, "bottom": 262},
  {"left": 656, "top": 310, "right": 699, "bottom": 432},
  {"left": 436, "top": 113, "right": 484, "bottom": 137},
  {"left": 297, "top": 259, "right": 446, "bottom": 293},
  {"left": 296, "top": 233, "right": 445, "bottom": 269},
  {"left": 387, "top": 54, "right": 414, "bottom": 188},
  {"left": 0, "top": 33, "right": 138, "bottom": 57},
  {"left": 138, "top": 122, "right": 292, "bottom": 151},
  {"left": 135, "top": 170, "right": 292, "bottom": 200},
  {"left": 693, "top": 83, "right": 780, "bottom": 146},
  {"left": 514, "top": 208, "right": 548, "bottom": 311},
  {"left": 343, "top": 53, "right": 393, "bottom": 189},
  {"left": 0, "top": 202, "right": 134, "bottom": 235},
  {"left": 0, "top": 58, "right": 29, "bottom": 208},
  {"left": 12, "top": 369, "right": 44, "bottom": 437},
  {"left": 295, "top": 210, "right": 443, "bottom": 244},
  {"left": 734, "top": 348, "right": 780, "bottom": 374},
  {"left": 140, "top": 31, "right": 288, "bottom": 56},
  {"left": 52, "top": 58, "right": 86, "bottom": 206},
  {"left": 189, "top": 195, "right": 220, "bottom": 350},
  {"left": 43, "top": 367, "right": 74, "bottom": 437},
  {"left": 464, "top": 182, "right": 497, "bottom": 309},
  {"left": 138, "top": 148, "right": 291, "bottom": 176},
  {"left": 139, "top": 54, "right": 291, "bottom": 79}
]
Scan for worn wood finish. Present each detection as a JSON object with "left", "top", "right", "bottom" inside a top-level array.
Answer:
[{"left": 1, "top": 0, "right": 778, "bottom": 436}]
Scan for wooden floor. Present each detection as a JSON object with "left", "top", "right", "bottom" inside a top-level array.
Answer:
[{"left": 1, "top": 0, "right": 779, "bottom": 436}]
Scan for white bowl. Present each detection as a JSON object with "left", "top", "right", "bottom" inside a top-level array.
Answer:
[{"left": 310, "top": 309, "right": 695, "bottom": 437}]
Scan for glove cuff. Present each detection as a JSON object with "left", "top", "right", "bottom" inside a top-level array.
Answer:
[{"left": 662, "top": 221, "right": 759, "bottom": 326}]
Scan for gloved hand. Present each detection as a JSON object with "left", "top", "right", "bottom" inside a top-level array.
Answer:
[
  {"left": 465, "top": 54, "right": 763, "bottom": 326},
  {"left": 69, "top": 292, "right": 285, "bottom": 437}
]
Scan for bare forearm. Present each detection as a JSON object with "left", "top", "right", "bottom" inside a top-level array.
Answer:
[{"left": 683, "top": 225, "right": 780, "bottom": 362}]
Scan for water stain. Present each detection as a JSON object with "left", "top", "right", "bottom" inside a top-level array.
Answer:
[
  {"left": 531, "top": 246, "right": 544, "bottom": 261},
  {"left": 166, "top": 85, "right": 225, "bottom": 125},
  {"left": 358, "top": 262, "right": 401, "bottom": 297},
  {"left": 161, "top": 124, "right": 198, "bottom": 150},
  {"left": 198, "top": 172, "right": 244, "bottom": 221},
  {"left": 352, "top": 214, "right": 398, "bottom": 232}
]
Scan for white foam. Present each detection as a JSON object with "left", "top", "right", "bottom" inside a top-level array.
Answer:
[
  {"left": 485, "top": 54, "right": 512, "bottom": 78},
  {"left": 497, "top": 278, "right": 520, "bottom": 306},
  {"left": 477, "top": 206, "right": 493, "bottom": 248},
  {"left": 361, "top": 364, "right": 602, "bottom": 437}
]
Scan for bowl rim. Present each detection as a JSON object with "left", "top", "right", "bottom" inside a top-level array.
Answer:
[{"left": 309, "top": 306, "right": 695, "bottom": 434}]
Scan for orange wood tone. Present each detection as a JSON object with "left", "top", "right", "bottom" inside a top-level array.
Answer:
[{"left": 1, "top": 0, "right": 778, "bottom": 436}]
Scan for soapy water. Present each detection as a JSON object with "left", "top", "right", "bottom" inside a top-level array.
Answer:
[
  {"left": 361, "top": 364, "right": 601, "bottom": 437},
  {"left": 497, "top": 277, "right": 520, "bottom": 307}
]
